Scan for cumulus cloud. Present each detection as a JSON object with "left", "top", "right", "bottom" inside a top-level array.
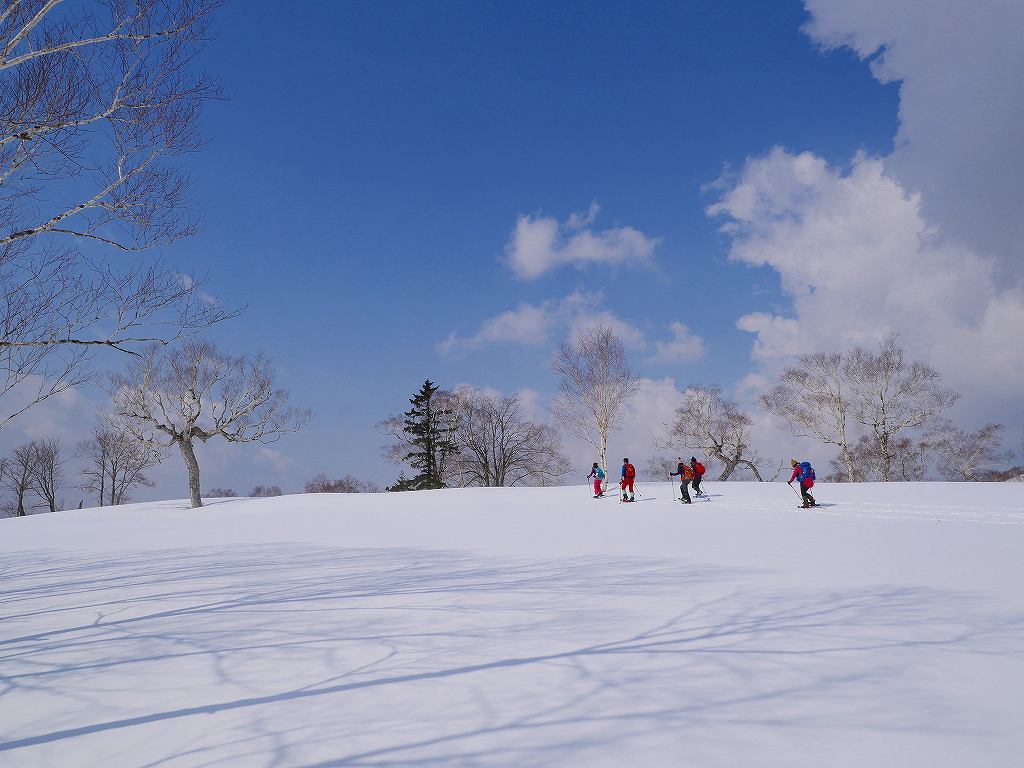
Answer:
[
  {"left": 504, "top": 203, "right": 659, "bottom": 280},
  {"left": 707, "top": 147, "right": 1024, "bottom": 398},
  {"left": 803, "top": 0, "right": 1024, "bottom": 277},
  {"left": 649, "top": 322, "right": 705, "bottom": 365},
  {"left": 438, "top": 291, "right": 651, "bottom": 357}
]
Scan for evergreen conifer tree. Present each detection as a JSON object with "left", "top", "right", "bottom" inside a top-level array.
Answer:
[
  {"left": 387, "top": 471, "right": 411, "bottom": 492},
  {"left": 400, "top": 380, "right": 457, "bottom": 490}
]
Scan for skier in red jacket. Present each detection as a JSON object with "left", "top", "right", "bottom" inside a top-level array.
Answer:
[
  {"left": 620, "top": 458, "right": 636, "bottom": 502},
  {"left": 690, "top": 456, "right": 706, "bottom": 498}
]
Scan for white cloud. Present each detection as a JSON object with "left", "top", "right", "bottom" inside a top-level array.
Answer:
[
  {"left": 648, "top": 322, "right": 705, "bottom": 365},
  {"left": 803, "top": 0, "right": 1024, "bottom": 277},
  {"left": 438, "top": 291, "right": 649, "bottom": 357},
  {"left": 504, "top": 203, "right": 659, "bottom": 280},
  {"left": 707, "top": 147, "right": 1024, "bottom": 400},
  {"left": 0, "top": 380, "right": 97, "bottom": 445},
  {"left": 255, "top": 447, "right": 298, "bottom": 474}
]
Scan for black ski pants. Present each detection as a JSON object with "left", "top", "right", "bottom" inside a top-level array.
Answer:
[
  {"left": 800, "top": 482, "right": 815, "bottom": 505},
  {"left": 692, "top": 476, "right": 702, "bottom": 496},
  {"left": 679, "top": 480, "right": 691, "bottom": 503}
]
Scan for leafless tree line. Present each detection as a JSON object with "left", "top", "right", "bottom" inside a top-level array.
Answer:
[
  {"left": 304, "top": 474, "right": 379, "bottom": 494},
  {"left": 1, "top": 424, "right": 161, "bottom": 516}
]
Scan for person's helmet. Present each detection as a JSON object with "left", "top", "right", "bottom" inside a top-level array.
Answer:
[{"left": 791, "top": 459, "right": 799, "bottom": 466}]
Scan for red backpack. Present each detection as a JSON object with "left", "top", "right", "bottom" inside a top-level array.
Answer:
[
  {"left": 624, "top": 463, "right": 636, "bottom": 480},
  {"left": 694, "top": 461, "right": 705, "bottom": 476}
]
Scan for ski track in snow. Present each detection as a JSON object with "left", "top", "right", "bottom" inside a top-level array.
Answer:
[{"left": 0, "top": 482, "right": 1022, "bottom": 767}]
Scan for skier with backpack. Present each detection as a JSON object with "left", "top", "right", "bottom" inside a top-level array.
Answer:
[
  {"left": 670, "top": 457, "right": 693, "bottom": 503},
  {"left": 690, "top": 456, "right": 706, "bottom": 498},
  {"left": 587, "top": 463, "right": 606, "bottom": 498},
  {"left": 620, "top": 458, "right": 636, "bottom": 502},
  {"left": 788, "top": 459, "right": 816, "bottom": 507}
]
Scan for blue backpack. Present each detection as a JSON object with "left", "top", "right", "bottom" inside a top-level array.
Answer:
[{"left": 799, "top": 461, "right": 815, "bottom": 482}]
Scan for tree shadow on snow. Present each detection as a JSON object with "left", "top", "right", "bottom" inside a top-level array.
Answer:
[{"left": 0, "top": 545, "right": 1020, "bottom": 765}]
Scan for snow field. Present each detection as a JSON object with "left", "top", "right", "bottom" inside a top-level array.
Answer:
[{"left": 1, "top": 482, "right": 1022, "bottom": 766}]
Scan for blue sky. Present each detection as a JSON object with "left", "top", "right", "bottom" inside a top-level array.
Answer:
[
  {"left": 8, "top": 0, "right": 1023, "bottom": 497},
  {"left": 181, "top": 0, "right": 894, "bottom": 487}
]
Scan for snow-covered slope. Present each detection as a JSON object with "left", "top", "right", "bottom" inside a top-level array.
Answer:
[{"left": 2, "top": 482, "right": 1022, "bottom": 767}]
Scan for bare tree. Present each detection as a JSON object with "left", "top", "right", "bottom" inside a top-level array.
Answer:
[
  {"left": 250, "top": 484, "right": 282, "bottom": 497},
  {"left": 304, "top": 473, "right": 378, "bottom": 493},
  {"left": 2, "top": 441, "right": 37, "bottom": 516},
  {"left": 77, "top": 425, "right": 162, "bottom": 506},
  {"left": 0, "top": 1, "right": 234, "bottom": 430},
  {"left": 760, "top": 352, "right": 858, "bottom": 482},
  {"left": 447, "top": 387, "right": 571, "bottom": 487},
  {"left": 846, "top": 335, "right": 959, "bottom": 481},
  {"left": 923, "top": 420, "right": 1014, "bottom": 481},
  {"left": 28, "top": 437, "right": 62, "bottom": 513},
  {"left": 552, "top": 323, "right": 639, "bottom": 478},
  {"left": 667, "top": 386, "right": 767, "bottom": 481},
  {"left": 109, "top": 341, "right": 311, "bottom": 508},
  {"left": 833, "top": 433, "right": 927, "bottom": 482},
  {"left": 205, "top": 487, "right": 235, "bottom": 497},
  {"left": 645, "top": 455, "right": 677, "bottom": 482}
]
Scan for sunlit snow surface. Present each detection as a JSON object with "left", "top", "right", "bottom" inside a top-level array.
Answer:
[{"left": 2, "top": 482, "right": 1022, "bottom": 767}]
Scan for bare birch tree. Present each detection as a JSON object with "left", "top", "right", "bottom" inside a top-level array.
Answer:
[
  {"left": 448, "top": 387, "right": 570, "bottom": 487},
  {"left": 846, "top": 335, "right": 958, "bottom": 481},
  {"left": 77, "top": 424, "right": 162, "bottom": 506},
  {"left": 0, "top": 1, "right": 233, "bottom": 430},
  {"left": 760, "top": 352, "right": 857, "bottom": 482},
  {"left": 923, "top": 420, "right": 1014, "bottom": 481},
  {"left": 2, "top": 441, "right": 37, "bottom": 516},
  {"left": 552, "top": 323, "right": 639, "bottom": 479},
  {"left": 28, "top": 437, "right": 62, "bottom": 513},
  {"left": 109, "top": 341, "right": 311, "bottom": 508},
  {"left": 667, "top": 386, "right": 767, "bottom": 481}
]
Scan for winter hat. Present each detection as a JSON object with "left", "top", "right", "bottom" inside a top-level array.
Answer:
[
  {"left": 592, "top": 462, "right": 599, "bottom": 467},
  {"left": 623, "top": 458, "right": 629, "bottom": 463},
  {"left": 791, "top": 459, "right": 799, "bottom": 466},
  {"left": 691, "top": 456, "right": 697, "bottom": 463}
]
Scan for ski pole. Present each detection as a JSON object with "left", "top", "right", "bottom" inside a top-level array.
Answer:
[{"left": 669, "top": 477, "right": 675, "bottom": 501}]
